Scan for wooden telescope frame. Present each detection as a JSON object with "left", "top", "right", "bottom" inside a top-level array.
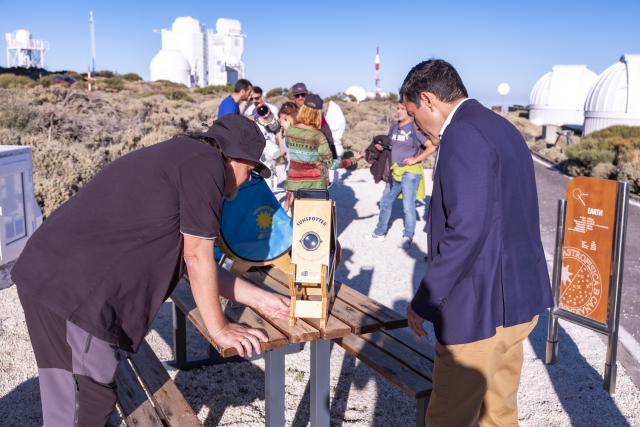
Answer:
[
  {"left": 287, "top": 190, "right": 337, "bottom": 330},
  {"left": 215, "top": 189, "right": 337, "bottom": 332}
]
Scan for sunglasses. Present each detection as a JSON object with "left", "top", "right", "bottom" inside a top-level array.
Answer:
[
  {"left": 294, "top": 93, "right": 307, "bottom": 98},
  {"left": 250, "top": 97, "right": 261, "bottom": 102}
]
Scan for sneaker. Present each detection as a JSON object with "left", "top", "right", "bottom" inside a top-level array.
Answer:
[
  {"left": 365, "top": 233, "right": 385, "bottom": 241},
  {"left": 399, "top": 236, "right": 412, "bottom": 248}
]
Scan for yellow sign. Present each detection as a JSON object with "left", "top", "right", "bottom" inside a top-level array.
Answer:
[{"left": 560, "top": 176, "right": 618, "bottom": 324}]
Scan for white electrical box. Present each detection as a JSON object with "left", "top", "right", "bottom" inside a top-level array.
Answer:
[{"left": 0, "top": 145, "right": 42, "bottom": 266}]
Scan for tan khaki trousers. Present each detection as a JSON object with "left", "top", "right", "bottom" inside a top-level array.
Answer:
[{"left": 426, "top": 316, "right": 538, "bottom": 427}]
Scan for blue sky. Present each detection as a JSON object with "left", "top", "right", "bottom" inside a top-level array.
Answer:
[{"left": 1, "top": 0, "right": 638, "bottom": 106}]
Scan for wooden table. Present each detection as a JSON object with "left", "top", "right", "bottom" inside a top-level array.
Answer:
[{"left": 170, "top": 266, "right": 407, "bottom": 427}]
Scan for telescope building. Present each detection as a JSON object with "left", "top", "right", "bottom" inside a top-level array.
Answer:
[
  {"left": 529, "top": 65, "right": 597, "bottom": 128},
  {"left": 583, "top": 54, "right": 640, "bottom": 135},
  {"left": 149, "top": 16, "right": 245, "bottom": 88}
]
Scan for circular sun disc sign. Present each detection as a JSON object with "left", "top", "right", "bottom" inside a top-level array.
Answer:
[
  {"left": 497, "top": 83, "right": 511, "bottom": 96},
  {"left": 301, "top": 232, "right": 321, "bottom": 251}
]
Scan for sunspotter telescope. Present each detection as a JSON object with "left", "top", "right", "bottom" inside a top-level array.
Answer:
[{"left": 288, "top": 190, "right": 337, "bottom": 330}]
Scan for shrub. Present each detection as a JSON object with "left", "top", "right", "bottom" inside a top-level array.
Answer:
[
  {"left": 591, "top": 162, "right": 616, "bottom": 179},
  {"left": 122, "top": 73, "right": 143, "bottom": 82},
  {"left": 388, "top": 92, "right": 399, "bottom": 102},
  {"left": 164, "top": 90, "right": 194, "bottom": 102},
  {"left": 194, "top": 84, "right": 232, "bottom": 95},
  {"left": 561, "top": 126, "right": 640, "bottom": 190},
  {"left": 100, "top": 77, "right": 125, "bottom": 92},
  {"left": 564, "top": 126, "right": 640, "bottom": 168},
  {"left": 266, "top": 87, "right": 284, "bottom": 98},
  {"left": 0, "top": 103, "right": 36, "bottom": 130},
  {"left": 93, "top": 70, "right": 115, "bottom": 78},
  {"left": 0, "top": 74, "right": 33, "bottom": 88}
]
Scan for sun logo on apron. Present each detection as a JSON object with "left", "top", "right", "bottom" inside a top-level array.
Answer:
[{"left": 256, "top": 208, "right": 273, "bottom": 230}]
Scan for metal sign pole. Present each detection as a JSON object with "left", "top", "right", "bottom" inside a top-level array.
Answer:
[
  {"left": 546, "top": 199, "right": 567, "bottom": 364},
  {"left": 603, "top": 181, "right": 630, "bottom": 393}
]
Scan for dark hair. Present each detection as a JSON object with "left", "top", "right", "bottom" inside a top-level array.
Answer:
[
  {"left": 279, "top": 101, "right": 299, "bottom": 117},
  {"left": 234, "top": 78, "right": 252, "bottom": 93},
  {"left": 252, "top": 86, "right": 263, "bottom": 95},
  {"left": 400, "top": 59, "right": 468, "bottom": 105}
]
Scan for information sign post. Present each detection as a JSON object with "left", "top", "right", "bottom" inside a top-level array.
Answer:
[{"left": 545, "top": 177, "right": 629, "bottom": 394}]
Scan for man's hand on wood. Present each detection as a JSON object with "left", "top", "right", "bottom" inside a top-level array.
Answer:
[
  {"left": 211, "top": 323, "right": 268, "bottom": 358},
  {"left": 255, "top": 291, "right": 290, "bottom": 320},
  {"left": 407, "top": 304, "right": 428, "bottom": 337}
]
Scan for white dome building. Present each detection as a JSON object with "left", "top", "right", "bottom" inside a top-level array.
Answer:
[
  {"left": 149, "top": 50, "right": 191, "bottom": 87},
  {"left": 345, "top": 86, "right": 367, "bottom": 103},
  {"left": 583, "top": 54, "right": 640, "bottom": 135},
  {"left": 529, "top": 65, "right": 598, "bottom": 127}
]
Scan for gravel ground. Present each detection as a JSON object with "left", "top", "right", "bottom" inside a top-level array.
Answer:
[{"left": 1, "top": 169, "right": 639, "bottom": 426}]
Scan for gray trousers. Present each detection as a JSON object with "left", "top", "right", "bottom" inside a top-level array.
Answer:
[{"left": 18, "top": 289, "right": 120, "bottom": 427}]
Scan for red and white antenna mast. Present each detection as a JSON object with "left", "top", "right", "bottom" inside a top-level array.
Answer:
[{"left": 375, "top": 46, "right": 381, "bottom": 98}]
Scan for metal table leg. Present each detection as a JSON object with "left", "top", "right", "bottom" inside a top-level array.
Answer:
[
  {"left": 310, "top": 339, "right": 330, "bottom": 427},
  {"left": 265, "top": 346, "right": 286, "bottom": 427}
]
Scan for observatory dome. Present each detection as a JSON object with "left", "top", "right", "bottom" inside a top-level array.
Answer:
[
  {"left": 15, "top": 29, "right": 32, "bottom": 43},
  {"left": 583, "top": 54, "right": 640, "bottom": 135},
  {"left": 171, "top": 16, "right": 202, "bottom": 34},
  {"left": 529, "top": 65, "right": 597, "bottom": 127},
  {"left": 345, "top": 86, "right": 367, "bottom": 103},
  {"left": 150, "top": 50, "right": 191, "bottom": 87}
]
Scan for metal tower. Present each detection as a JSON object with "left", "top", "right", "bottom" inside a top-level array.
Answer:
[
  {"left": 89, "top": 11, "right": 97, "bottom": 73},
  {"left": 375, "top": 47, "right": 381, "bottom": 98},
  {"left": 5, "top": 30, "right": 48, "bottom": 68}
]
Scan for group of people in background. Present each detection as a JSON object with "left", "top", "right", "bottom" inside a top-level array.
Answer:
[
  {"left": 215, "top": 79, "right": 365, "bottom": 210},
  {"left": 214, "top": 79, "right": 433, "bottom": 245}
]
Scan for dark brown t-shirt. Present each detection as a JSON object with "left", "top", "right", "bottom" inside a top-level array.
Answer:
[{"left": 12, "top": 136, "right": 225, "bottom": 352}]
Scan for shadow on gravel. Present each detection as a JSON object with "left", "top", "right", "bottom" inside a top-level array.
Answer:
[
  {"left": 0, "top": 376, "right": 41, "bottom": 426},
  {"left": 529, "top": 311, "right": 630, "bottom": 427},
  {"left": 149, "top": 302, "right": 264, "bottom": 426},
  {"left": 329, "top": 170, "right": 377, "bottom": 237}
]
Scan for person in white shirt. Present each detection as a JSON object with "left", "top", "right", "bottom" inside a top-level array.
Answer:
[{"left": 244, "top": 87, "right": 282, "bottom": 191}]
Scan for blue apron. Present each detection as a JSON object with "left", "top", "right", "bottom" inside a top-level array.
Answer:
[{"left": 217, "top": 173, "right": 292, "bottom": 262}]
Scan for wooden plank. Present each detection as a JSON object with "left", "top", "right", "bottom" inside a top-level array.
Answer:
[
  {"left": 263, "top": 268, "right": 384, "bottom": 336},
  {"left": 223, "top": 303, "right": 289, "bottom": 351},
  {"left": 382, "top": 328, "right": 436, "bottom": 362},
  {"left": 360, "top": 331, "right": 434, "bottom": 380},
  {"left": 264, "top": 267, "right": 407, "bottom": 330},
  {"left": 130, "top": 342, "right": 202, "bottom": 426},
  {"left": 335, "top": 333, "right": 432, "bottom": 399},
  {"left": 115, "top": 358, "right": 163, "bottom": 426},
  {"left": 242, "top": 270, "right": 320, "bottom": 342},
  {"left": 335, "top": 284, "right": 407, "bottom": 330},
  {"left": 330, "top": 298, "right": 380, "bottom": 335},
  {"left": 170, "top": 279, "right": 287, "bottom": 357},
  {"left": 303, "top": 314, "right": 351, "bottom": 339},
  {"left": 246, "top": 269, "right": 351, "bottom": 339}
]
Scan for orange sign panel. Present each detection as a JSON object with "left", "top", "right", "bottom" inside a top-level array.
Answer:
[{"left": 560, "top": 176, "right": 618, "bottom": 324}]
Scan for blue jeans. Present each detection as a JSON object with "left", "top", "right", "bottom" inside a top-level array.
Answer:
[{"left": 374, "top": 172, "right": 420, "bottom": 239}]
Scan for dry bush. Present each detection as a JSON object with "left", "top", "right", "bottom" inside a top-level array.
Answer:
[
  {"left": 502, "top": 112, "right": 541, "bottom": 142},
  {"left": 562, "top": 126, "right": 640, "bottom": 193},
  {"left": 0, "top": 74, "right": 33, "bottom": 88},
  {"left": 6, "top": 82, "right": 587, "bottom": 218},
  {"left": 0, "top": 83, "right": 222, "bottom": 217}
]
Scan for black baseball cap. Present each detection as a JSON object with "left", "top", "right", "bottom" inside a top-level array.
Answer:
[
  {"left": 291, "top": 82, "right": 308, "bottom": 96},
  {"left": 205, "top": 115, "right": 271, "bottom": 178},
  {"left": 303, "top": 93, "right": 323, "bottom": 110}
]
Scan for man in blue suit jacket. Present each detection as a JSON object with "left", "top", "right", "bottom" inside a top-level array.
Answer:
[{"left": 402, "top": 60, "right": 553, "bottom": 426}]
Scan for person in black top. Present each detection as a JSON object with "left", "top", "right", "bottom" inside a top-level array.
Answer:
[{"left": 12, "top": 115, "right": 290, "bottom": 426}]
